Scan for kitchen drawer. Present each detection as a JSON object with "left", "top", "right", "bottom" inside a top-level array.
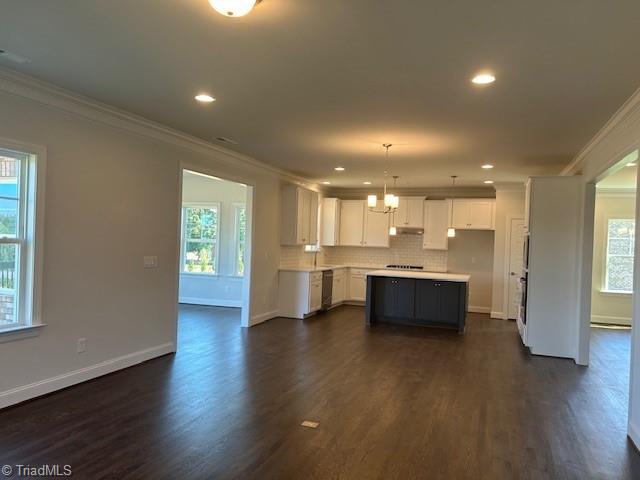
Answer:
[{"left": 310, "top": 271, "right": 323, "bottom": 282}]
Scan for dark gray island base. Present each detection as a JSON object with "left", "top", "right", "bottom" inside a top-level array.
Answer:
[{"left": 365, "top": 270, "right": 470, "bottom": 333}]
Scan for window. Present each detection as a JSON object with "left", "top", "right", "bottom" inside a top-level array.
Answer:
[
  {"left": 234, "top": 204, "right": 246, "bottom": 276},
  {"left": 182, "top": 205, "right": 219, "bottom": 274},
  {"left": 0, "top": 146, "right": 43, "bottom": 332},
  {"left": 605, "top": 218, "right": 635, "bottom": 293}
]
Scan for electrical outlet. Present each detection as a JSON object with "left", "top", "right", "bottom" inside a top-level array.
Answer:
[
  {"left": 77, "top": 338, "right": 87, "bottom": 353},
  {"left": 143, "top": 256, "right": 158, "bottom": 268}
]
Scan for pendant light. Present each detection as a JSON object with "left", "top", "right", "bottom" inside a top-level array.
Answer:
[
  {"left": 447, "top": 175, "right": 457, "bottom": 238},
  {"left": 209, "top": 0, "right": 259, "bottom": 17},
  {"left": 368, "top": 145, "right": 399, "bottom": 214}
]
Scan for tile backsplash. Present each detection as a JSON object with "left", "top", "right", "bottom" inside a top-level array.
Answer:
[
  {"left": 280, "top": 235, "right": 448, "bottom": 272},
  {"left": 280, "top": 246, "right": 324, "bottom": 268}
]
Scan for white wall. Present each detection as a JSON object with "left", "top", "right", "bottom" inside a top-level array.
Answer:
[
  {"left": 591, "top": 193, "right": 635, "bottom": 325},
  {"left": 490, "top": 187, "right": 525, "bottom": 318},
  {"left": 447, "top": 230, "right": 494, "bottom": 313},
  {"left": 179, "top": 172, "right": 246, "bottom": 307},
  {"left": 0, "top": 71, "right": 309, "bottom": 407}
]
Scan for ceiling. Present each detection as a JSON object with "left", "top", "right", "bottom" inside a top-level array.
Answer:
[
  {"left": 597, "top": 151, "right": 638, "bottom": 190},
  {"left": 3, "top": 1, "right": 640, "bottom": 188}
]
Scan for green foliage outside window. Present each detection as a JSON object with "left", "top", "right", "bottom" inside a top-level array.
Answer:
[{"left": 183, "top": 207, "right": 217, "bottom": 274}]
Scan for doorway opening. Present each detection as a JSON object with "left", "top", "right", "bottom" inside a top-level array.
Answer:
[
  {"left": 587, "top": 150, "right": 637, "bottom": 432},
  {"left": 177, "top": 169, "right": 253, "bottom": 334}
]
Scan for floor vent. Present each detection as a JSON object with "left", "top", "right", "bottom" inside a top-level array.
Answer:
[{"left": 300, "top": 420, "right": 319, "bottom": 429}]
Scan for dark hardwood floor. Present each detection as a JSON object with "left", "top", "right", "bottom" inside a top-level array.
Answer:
[{"left": 1, "top": 305, "right": 638, "bottom": 479}]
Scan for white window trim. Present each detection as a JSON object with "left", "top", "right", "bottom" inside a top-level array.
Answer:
[
  {"left": 0, "top": 137, "right": 46, "bottom": 338},
  {"left": 602, "top": 214, "right": 635, "bottom": 294},
  {"left": 233, "top": 202, "right": 246, "bottom": 277},
  {"left": 180, "top": 202, "right": 221, "bottom": 276}
]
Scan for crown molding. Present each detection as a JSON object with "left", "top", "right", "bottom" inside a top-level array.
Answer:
[
  {"left": 561, "top": 84, "right": 640, "bottom": 176},
  {"left": 326, "top": 186, "right": 496, "bottom": 200},
  {"left": 0, "top": 67, "right": 316, "bottom": 188}
]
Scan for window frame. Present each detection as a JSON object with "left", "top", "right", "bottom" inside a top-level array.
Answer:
[
  {"left": 603, "top": 215, "right": 635, "bottom": 295},
  {"left": 0, "top": 138, "right": 46, "bottom": 340},
  {"left": 233, "top": 203, "right": 246, "bottom": 277},
  {"left": 180, "top": 202, "right": 221, "bottom": 276}
]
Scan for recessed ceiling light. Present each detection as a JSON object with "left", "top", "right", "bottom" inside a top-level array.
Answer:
[
  {"left": 195, "top": 94, "right": 215, "bottom": 103},
  {"left": 322, "top": 181, "right": 331, "bottom": 185},
  {"left": 627, "top": 162, "right": 637, "bottom": 167},
  {"left": 363, "top": 181, "right": 372, "bottom": 185},
  {"left": 335, "top": 167, "right": 345, "bottom": 171},
  {"left": 472, "top": 73, "right": 496, "bottom": 85},
  {"left": 481, "top": 164, "right": 494, "bottom": 169},
  {"left": 484, "top": 180, "right": 494, "bottom": 184}
]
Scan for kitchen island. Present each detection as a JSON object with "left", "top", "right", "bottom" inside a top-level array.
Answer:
[{"left": 365, "top": 270, "right": 470, "bottom": 332}]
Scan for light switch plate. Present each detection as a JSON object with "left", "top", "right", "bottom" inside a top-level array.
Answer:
[{"left": 143, "top": 256, "right": 158, "bottom": 268}]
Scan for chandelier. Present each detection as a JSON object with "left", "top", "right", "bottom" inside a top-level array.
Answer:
[{"left": 367, "top": 144, "right": 399, "bottom": 214}]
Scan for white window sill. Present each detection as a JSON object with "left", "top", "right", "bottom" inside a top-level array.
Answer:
[
  {"left": 0, "top": 323, "right": 46, "bottom": 344},
  {"left": 599, "top": 289, "right": 633, "bottom": 296}
]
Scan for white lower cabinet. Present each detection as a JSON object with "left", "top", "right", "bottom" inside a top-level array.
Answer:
[
  {"left": 279, "top": 268, "right": 375, "bottom": 318},
  {"left": 348, "top": 268, "right": 370, "bottom": 301},
  {"left": 332, "top": 269, "right": 346, "bottom": 304},
  {"left": 309, "top": 274, "right": 322, "bottom": 312},
  {"left": 278, "top": 270, "right": 324, "bottom": 319}
]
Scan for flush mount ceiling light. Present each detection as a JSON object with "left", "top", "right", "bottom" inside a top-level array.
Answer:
[
  {"left": 195, "top": 94, "right": 215, "bottom": 103},
  {"left": 471, "top": 72, "right": 496, "bottom": 85},
  {"left": 334, "top": 167, "right": 345, "bottom": 171},
  {"left": 481, "top": 164, "right": 494, "bottom": 169},
  {"left": 322, "top": 181, "right": 331, "bottom": 185},
  {"left": 363, "top": 181, "right": 372, "bottom": 185},
  {"left": 208, "top": 0, "right": 261, "bottom": 17},
  {"left": 484, "top": 180, "right": 494, "bottom": 184}
]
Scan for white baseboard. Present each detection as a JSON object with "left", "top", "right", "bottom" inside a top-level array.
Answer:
[
  {"left": 0, "top": 342, "right": 175, "bottom": 410},
  {"left": 469, "top": 306, "right": 491, "bottom": 314},
  {"left": 490, "top": 310, "right": 506, "bottom": 319},
  {"left": 591, "top": 314, "right": 632, "bottom": 326},
  {"left": 629, "top": 419, "right": 640, "bottom": 450},
  {"left": 179, "top": 297, "right": 242, "bottom": 308},
  {"left": 250, "top": 309, "right": 279, "bottom": 327}
]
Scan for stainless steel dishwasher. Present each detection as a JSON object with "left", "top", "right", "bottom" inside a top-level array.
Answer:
[{"left": 321, "top": 270, "right": 333, "bottom": 311}]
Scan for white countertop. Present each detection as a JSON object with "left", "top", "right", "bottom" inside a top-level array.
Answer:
[
  {"left": 366, "top": 270, "right": 471, "bottom": 283},
  {"left": 278, "top": 264, "right": 384, "bottom": 273}
]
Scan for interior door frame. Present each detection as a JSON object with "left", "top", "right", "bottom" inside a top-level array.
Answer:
[
  {"left": 176, "top": 163, "right": 256, "bottom": 338},
  {"left": 502, "top": 214, "right": 525, "bottom": 319}
]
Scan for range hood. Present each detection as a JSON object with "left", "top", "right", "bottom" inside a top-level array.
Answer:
[{"left": 394, "top": 226, "right": 424, "bottom": 235}]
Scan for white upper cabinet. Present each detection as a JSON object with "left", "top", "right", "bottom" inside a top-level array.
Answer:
[
  {"left": 451, "top": 199, "right": 495, "bottom": 230},
  {"left": 393, "top": 197, "right": 424, "bottom": 228},
  {"left": 280, "top": 185, "right": 319, "bottom": 245},
  {"left": 339, "top": 200, "right": 365, "bottom": 246},
  {"left": 423, "top": 200, "right": 449, "bottom": 250},
  {"left": 363, "top": 199, "right": 390, "bottom": 247},
  {"left": 320, "top": 198, "right": 341, "bottom": 246}
]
